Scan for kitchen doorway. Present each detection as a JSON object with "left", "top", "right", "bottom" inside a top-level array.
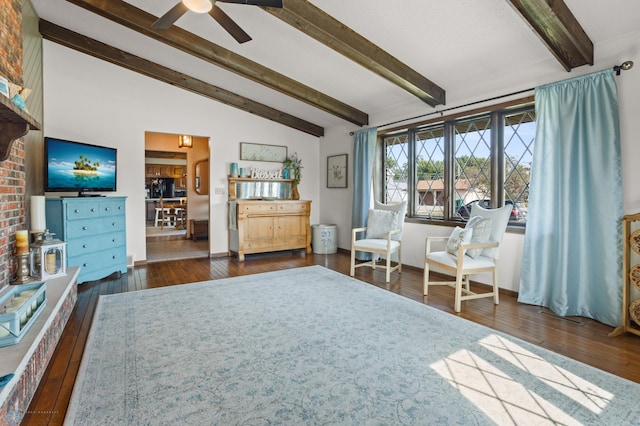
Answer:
[{"left": 145, "top": 132, "right": 209, "bottom": 262}]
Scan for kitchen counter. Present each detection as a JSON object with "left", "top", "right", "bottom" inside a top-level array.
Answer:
[{"left": 146, "top": 198, "right": 185, "bottom": 203}]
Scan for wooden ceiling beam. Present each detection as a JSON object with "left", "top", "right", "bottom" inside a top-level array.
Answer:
[
  {"left": 65, "top": 0, "right": 368, "bottom": 126},
  {"left": 508, "top": 0, "right": 593, "bottom": 71},
  {"left": 39, "top": 20, "right": 325, "bottom": 137},
  {"left": 264, "top": 0, "right": 445, "bottom": 107}
]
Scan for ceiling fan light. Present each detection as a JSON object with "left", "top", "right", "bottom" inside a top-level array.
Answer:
[{"left": 182, "top": 0, "right": 212, "bottom": 14}]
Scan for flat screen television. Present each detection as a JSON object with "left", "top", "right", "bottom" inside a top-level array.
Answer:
[{"left": 44, "top": 137, "right": 117, "bottom": 197}]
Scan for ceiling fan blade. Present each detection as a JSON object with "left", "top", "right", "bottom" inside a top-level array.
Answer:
[
  {"left": 209, "top": 5, "right": 252, "bottom": 44},
  {"left": 218, "top": 0, "right": 283, "bottom": 8},
  {"left": 152, "top": 2, "right": 189, "bottom": 29}
]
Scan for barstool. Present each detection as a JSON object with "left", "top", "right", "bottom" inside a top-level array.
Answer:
[{"left": 154, "top": 207, "right": 172, "bottom": 227}]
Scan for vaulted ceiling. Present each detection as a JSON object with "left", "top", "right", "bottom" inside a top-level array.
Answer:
[{"left": 30, "top": 0, "right": 640, "bottom": 136}]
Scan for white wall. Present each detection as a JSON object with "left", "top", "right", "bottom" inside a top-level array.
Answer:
[
  {"left": 42, "top": 41, "right": 320, "bottom": 263},
  {"left": 319, "top": 29, "right": 640, "bottom": 292}
]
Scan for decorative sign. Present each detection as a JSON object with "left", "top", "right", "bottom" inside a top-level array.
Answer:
[
  {"left": 240, "top": 142, "right": 287, "bottom": 162},
  {"left": 251, "top": 169, "right": 283, "bottom": 180}
]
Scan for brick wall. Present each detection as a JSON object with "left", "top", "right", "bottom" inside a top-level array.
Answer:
[
  {"left": 0, "top": 0, "right": 24, "bottom": 85},
  {"left": 0, "top": 0, "right": 26, "bottom": 290}
]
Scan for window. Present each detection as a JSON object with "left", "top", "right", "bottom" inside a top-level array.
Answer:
[{"left": 383, "top": 104, "right": 535, "bottom": 224}]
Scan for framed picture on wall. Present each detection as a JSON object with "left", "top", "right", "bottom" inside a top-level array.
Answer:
[
  {"left": 240, "top": 142, "right": 288, "bottom": 162},
  {"left": 327, "top": 154, "right": 348, "bottom": 188}
]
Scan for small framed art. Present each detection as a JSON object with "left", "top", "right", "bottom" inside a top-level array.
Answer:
[
  {"left": 240, "top": 142, "right": 287, "bottom": 162},
  {"left": 327, "top": 154, "right": 348, "bottom": 188}
]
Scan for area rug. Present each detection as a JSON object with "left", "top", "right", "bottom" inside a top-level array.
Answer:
[{"left": 65, "top": 266, "right": 640, "bottom": 425}]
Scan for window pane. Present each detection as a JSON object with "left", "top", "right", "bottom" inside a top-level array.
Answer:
[
  {"left": 453, "top": 117, "right": 492, "bottom": 219},
  {"left": 503, "top": 109, "right": 535, "bottom": 223},
  {"left": 415, "top": 127, "right": 445, "bottom": 218},
  {"left": 384, "top": 133, "right": 409, "bottom": 204}
]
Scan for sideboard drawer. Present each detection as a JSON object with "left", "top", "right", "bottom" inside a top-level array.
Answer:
[
  {"left": 276, "top": 202, "right": 309, "bottom": 213},
  {"left": 242, "top": 202, "right": 277, "bottom": 214}
]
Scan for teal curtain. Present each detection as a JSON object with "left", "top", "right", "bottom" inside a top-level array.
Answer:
[
  {"left": 518, "top": 70, "right": 623, "bottom": 327},
  {"left": 351, "top": 128, "right": 377, "bottom": 261}
]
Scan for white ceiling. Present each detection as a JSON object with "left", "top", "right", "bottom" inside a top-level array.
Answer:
[{"left": 30, "top": 0, "right": 640, "bottom": 131}]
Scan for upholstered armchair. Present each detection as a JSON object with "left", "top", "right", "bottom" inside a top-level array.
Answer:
[
  {"left": 424, "top": 203, "right": 512, "bottom": 312},
  {"left": 350, "top": 201, "right": 407, "bottom": 282}
]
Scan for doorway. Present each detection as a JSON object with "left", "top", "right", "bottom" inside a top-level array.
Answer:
[{"left": 144, "top": 131, "right": 209, "bottom": 262}]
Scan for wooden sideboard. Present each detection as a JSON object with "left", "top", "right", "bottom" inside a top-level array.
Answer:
[{"left": 229, "top": 200, "right": 311, "bottom": 261}]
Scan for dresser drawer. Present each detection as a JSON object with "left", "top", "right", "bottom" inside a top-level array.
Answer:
[
  {"left": 65, "top": 202, "right": 101, "bottom": 220},
  {"left": 65, "top": 218, "right": 100, "bottom": 239},
  {"left": 68, "top": 246, "right": 126, "bottom": 276},
  {"left": 65, "top": 216, "right": 125, "bottom": 239},
  {"left": 99, "top": 199, "right": 126, "bottom": 216},
  {"left": 66, "top": 231, "right": 126, "bottom": 254},
  {"left": 100, "top": 215, "right": 126, "bottom": 233}
]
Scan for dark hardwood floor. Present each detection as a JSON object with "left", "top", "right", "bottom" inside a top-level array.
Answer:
[{"left": 23, "top": 251, "right": 640, "bottom": 425}]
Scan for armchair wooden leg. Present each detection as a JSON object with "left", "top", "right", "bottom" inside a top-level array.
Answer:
[
  {"left": 454, "top": 271, "right": 464, "bottom": 312},
  {"left": 493, "top": 269, "right": 500, "bottom": 305},
  {"left": 385, "top": 256, "right": 391, "bottom": 282},
  {"left": 350, "top": 248, "right": 356, "bottom": 277},
  {"left": 423, "top": 263, "right": 430, "bottom": 296}
]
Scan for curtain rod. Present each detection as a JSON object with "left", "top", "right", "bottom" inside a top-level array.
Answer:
[{"left": 350, "top": 60, "right": 634, "bottom": 135}]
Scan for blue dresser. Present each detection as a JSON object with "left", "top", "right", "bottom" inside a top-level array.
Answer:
[{"left": 45, "top": 197, "right": 127, "bottom": 284}]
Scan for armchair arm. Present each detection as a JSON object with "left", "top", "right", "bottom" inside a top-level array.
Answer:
[
  {"left": 459, "top": 241, "right": 498, "bottom": 251},
  {"left": 456, "top": 241, "right": 499, "bottom": 260},
  {"left": 425, "top": 236, "right": 449, "bottom": 256},
  {"left": 352, "top": 227, "right": 367, "bottom": 245},
  {"left": 386, "top": 228, "right": 402, "bottom": 242}
]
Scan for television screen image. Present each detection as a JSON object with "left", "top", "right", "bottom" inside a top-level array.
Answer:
[{"left": 45, "top": 137, "right": 117, "bottom": 195}]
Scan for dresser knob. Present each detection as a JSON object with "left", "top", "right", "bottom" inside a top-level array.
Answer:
[
  {"left": 112, "top": 255, "right": 116, "bottom": 259},
  {"left": 105, "top": 207, "right": 110, "bottom": 212},
  {"left": 112, "top": 238, "right": 117, "bottom": 243},
  {"left": 91, "top": 208, "right": 96, "bottom": 212},
  {"left": 83, "top": 263, "right": 88, "bottom": 267},
  {"left": 82, "top": 226, "right": 88, "bottom": 230},
  {"left": 74, "top": 209, "right": 80, "bottom": 213},
  {"left": 83, "top": 244, "right": 88, "bottom": 248}
]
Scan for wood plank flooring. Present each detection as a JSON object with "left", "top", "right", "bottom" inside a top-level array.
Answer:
[{"left": 22, "top": 250, "right": 640, "bottom": 425}]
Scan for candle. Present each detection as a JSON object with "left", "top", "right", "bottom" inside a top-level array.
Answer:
[
  {"left": 45, "top": 251, "right": 57, "bottom": 274},
  {"left": 15, "top": 230, "right": 29, "bottom": 254},
  {"left": 30, "top": 196, "right": 46, "bottom": 232}
]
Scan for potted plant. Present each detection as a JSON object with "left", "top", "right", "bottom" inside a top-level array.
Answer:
[{"left": 283, "top": 152, "right": 302, "bottom": 199}]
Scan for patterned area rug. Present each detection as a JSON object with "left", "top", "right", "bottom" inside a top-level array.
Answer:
[{"left": 65, "top": 266, "right": 640, "bottom": 425}]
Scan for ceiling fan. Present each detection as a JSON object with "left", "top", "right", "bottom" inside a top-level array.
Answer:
[{"left": 152, "top": 0, "right": 283, "bottom": 44}]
